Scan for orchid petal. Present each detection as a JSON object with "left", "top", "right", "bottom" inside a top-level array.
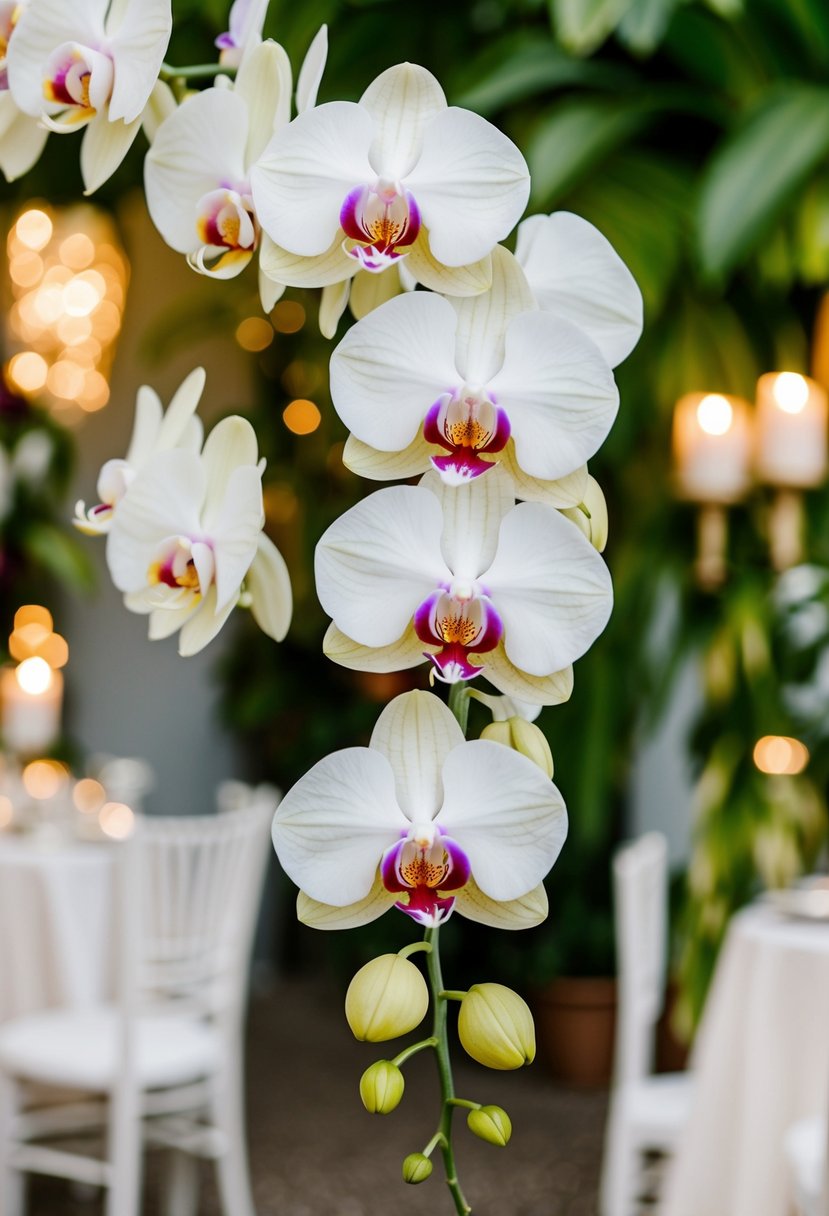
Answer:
[
  {"left": 453, "top": 878, "right": 548, "bottom": 929},
  {"left": 142, "top": 78, "right": 176, "bottom": 144},
  {"left": 105, "top": 450, "right": 204, "bottom": 593},
  {"left": 318, "top": 279, "right": 350, "bottom": 339},
  {"left": 407, "top": 107, "right": 529, "bottom": 267},
  {"left": 81, "top": 112, "right": 141, "bottom": 194},
  {"left": 297, "top": 879, "right": 397, "bottom": 930},
  {"left": 210, "top": 464, "right": 263, "bottom": 612},
  {"left": 483, "top": 647, "right": 574, "bottom": 707},
  {"left": 323, "top": 622, "right": 429, "bottom": 672},
  {"left": 0, "top": 99, "right": 48, "bottom": 180},
  {"left": 348, "top": 265, "right": 403, "bottom": 320},
  {"left": 108, "top": 0, "right": 172, "bottom": 124},
  {"left": 451, "top": 246, "right": 534, "bottom": 385},
  {"left": 235, "top": 38, "right": 291, "bottom": 165},
  {"left": 251, "top": 101, "right": 374, "bottom": 256},
  {"left": 515, "top": 211, "right": 643, "bottom": 368},
  {"left": 147, "top": 599, "right": 200, "bottom": 640},
  {"left": 272, "top": 747, "right": 407, "bottom": 906},
  {"left": 258, "top": 250, "right": 285, "bottom": 312},
  {"left": 315, "top": 485, "right": 449, "bottom": 647},
  {"left": 370, "top": 689, "right": 463, "bottom": 822},
  {"left": 420, "top": 466, "right": 512, "bottom": 579},
  {"left": 438, "top": 740, "right": 567, "bottom": 901},
  {"left": 484, "top": 501, "right": 613, "bottom": 675},
  {"left": 359, "top": 62, "right": 445, "bottom": 181},
  {"left": 489, "top": 311, "right": 619, "bottom": 482},
  {"left": 7, "top": 0, "right": 104, "bottom": 116},
  {"left": 295, "top": 24, "right": 328, "bottom": 115},
  {"left": 247, "top": 533, "right": 292, "bottom": 642},
  {"left": 499, "top": 443, "right": 588, "bottom": 508},
  {"left": 155, "top": 368, "right": 206, "bottom": 452},
  {"left": 200, "top": 414, "right": 259, "bottom": 531},
  {"left": 125, "top": 385, "right": 163, "bottom": 467},
  {"left": 466, "top": 688, "right": 542, "bottom": 722},
  {"left": 405, "top": 234, "right": 491, "bottom": 297},
  {"left": 330, "top": 290, "right": 458, "bottom": 451},
  {"left": 258, "top": 231, "right": 357, "bottom": 287},
  {"left": 178, "top": 586, "right": 237, "bottom": 656},
  {"left": 343, "top": 433, "right": 432, "bottom": 481},
  {"left": 145, "top": 87, "right": 249, "bottom": 252},
  {"left": 188, "top": 246, "right": 253, "bottom": 280}
]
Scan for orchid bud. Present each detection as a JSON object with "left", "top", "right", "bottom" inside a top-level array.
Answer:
[
  {"left": 345, "top": 954, "right": 429, "bottom": 1042},
  {"left": 561, "top": 476, "right": 608, "bottom": 553},
  {"left": 402, "top": 1152, "right": 433, "bottom": 1184},
  {"left": 359, "top": 1060, "right": 405, "bottom": 1114},
  {"left": 457, "top": 983, "right": 536, "bottom": 1070},
  {"left": 480, "top": 718, "right": 554, "bottom": 779},
  {"left": 467, "top": 1104, "right": 512, "bottom": 1146}
]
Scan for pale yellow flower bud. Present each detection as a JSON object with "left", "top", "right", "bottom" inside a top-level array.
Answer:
[
  {"left": 457, "top": 983, "right": 536, "bottom": 1070},
  {"left": 345, "top": 954, "right": 429, "bottom": 1042},
  {"left": 359, "top": 1060, "right": 405, "bottom": 1114},
  {"left": 467, "top": 1104, "right": 512, "bottom": 1146},
  {"left": 402, "top": 1152, "right": 433, "bottom": 1184},
  {"left": 480, "top": 718, "right": 554, "bottom": 779},
  {"left": 561, "top": 475, "right": 608, "bottom": 553}
]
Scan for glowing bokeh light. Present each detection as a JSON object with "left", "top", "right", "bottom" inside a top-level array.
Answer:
[
  {"left": 283, "top": 398, "right": 321, "bottom": 435},
  {"left": 0, "top": 796, "right": 12, "bottom": 829},
  {"left": 236, "top": 316, "right": 274, "bottom": 351},
  {"left": 99, "top": 801, "right": 135, "bottom": 840},
  {"left": 696, "top": 394, "right": 734, "bottom": 437},
  {"left": 16, "top": 656, "right": 52, "bottom": 695},
  {"left": 73, "top": 778, "right": 106, "bottom": 815},
  {"left": 16, "top": 209, "right": 53, "bottom": 251},
  {"left": 772, "top": 372, "right": 810, "bottom": 415},
  {"left": 22, "top": 759, "right": 68, "bottom": 800},
  {"left": 753, "top": 735, "right": 810, "bottom": 775},
  {"left": 272, "top": 300, "right": 305, "bottom": 333}
]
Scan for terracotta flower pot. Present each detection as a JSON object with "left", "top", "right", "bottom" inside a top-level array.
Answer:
[{"left": 532, "top": 976, "right": 617, "bottom": 1088}]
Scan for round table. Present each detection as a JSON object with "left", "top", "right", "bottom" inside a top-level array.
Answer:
[
  {"left": 662, "top": 901, "right": 829, "bottom": 1216},
  {"left": 0, "top": 834, "right": 114, "bottom": 1021}
]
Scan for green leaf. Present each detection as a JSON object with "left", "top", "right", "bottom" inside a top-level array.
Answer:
[
  {"left": 698, "top": 85, "right": 829, "bottom": 278},
  {"left": 550, "top": 0, "right": 630, "bottom": 55},
  {"left": 663, "top": 8, "right": 766, "bottom": 102},
  {"left": 23, "top": 523, "right": 97, "bottom": 594},
  {"left": 527, "top": 99, "right": 652, "bottom": 206},
  {"left": 616, "top": 0, "right": 682, "bottom": 55}
]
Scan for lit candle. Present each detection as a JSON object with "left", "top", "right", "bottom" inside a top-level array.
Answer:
[
  {"left": 755, "top": 372, "right": 828, "bottom": 488},
  {"left": 672, "top": 392, "right": 752, "bottom": 504},
  {"left": 0, "top": 659, "right": 63, "bottom": 754}
]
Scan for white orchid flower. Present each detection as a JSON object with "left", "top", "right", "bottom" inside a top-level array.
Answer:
[
  {"left": 0, "top": 1, "right": 48, "bottom": 180},
  {"left": 144, "top": 28, "right": 327, "bottom": 311},
  {"left": 515, "top": 211, "right": 643, "bottom": 369},
  {"left": 250, "top": 62, "right": 529, "bottom": 308},
  {"left": 7, "top": 0, "right": 172, "bottom": 194},
  {"left": 315, "top": 466, "right": 612, "bottom": 706},
  {"left": 331, "top": 245, "right": 617, "bottom": 505},
  {"left": 215, "top": 0, "right": 268, "bottom": 67},
  {"left": 74, "top": 367, "right": 206, "bottom": 536},
  {"left": 273, "top": 690, "right": 565, "bottom": 930},
  {"left": 106, "top": 415, "right": 292, "bottom": 656}
]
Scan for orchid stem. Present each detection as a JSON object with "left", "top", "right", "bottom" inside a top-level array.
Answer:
[
  {"left": 398, "top": 940, "right": 432, "bottom": 959},
  {"left": 425, "top": 925, "right": 472, "bottom": 1215},
  {"left": 392, "top": 1037, "right": 438, "bottom": 1068},
  {"left": 159, "top": 62, "right": 236, "bottom": 82},
  {"left": 439, "top": 990, "right": 467, "bottom": 1002},
  {"left": 448, "top": 682, "right": 469, "bottom": 735}
]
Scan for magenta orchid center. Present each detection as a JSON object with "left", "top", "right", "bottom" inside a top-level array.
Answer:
[
  {"left": 424, "top": 387, "right": 511, "bottom": 484},
  {"left": 340, "top": 179, "right": 420, "bottom": 273},
  {"left": 196, "top": 186, "right": 258, "bottom": 253},
  {"left": 0, "top": 2, "right": 19, "bottom": 88},
  {"left": 414, "top": 580, "right": 503, "bottom": 683},
  {"left": 43, "top": 42, "right": 114, "bottom": 118},
  {"left": 148, "top": 536, "right": 215, "bottom": 598},
  {"left": 381, "top": 822, "right": 471, "bottom": 927}
]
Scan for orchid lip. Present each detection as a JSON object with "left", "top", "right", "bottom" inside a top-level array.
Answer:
[
  {"left": 414, "top": 587, "right": 503, "bottom": 683},
  {"left": 380, "top": 826, "right": 470, "bottom": 927},
  {"left": 340, "top": 182, "right": 421, "bottom": 273},
  {"left": 423, "top": 387, "right": 511, "bottom": 485}
]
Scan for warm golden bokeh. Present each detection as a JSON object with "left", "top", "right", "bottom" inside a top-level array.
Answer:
[
  {"left": 283, "top": 398, "right": 321, "bottom": 435},
  {"left": 753, "top": 735, "right": 810, "bottom": 776}
]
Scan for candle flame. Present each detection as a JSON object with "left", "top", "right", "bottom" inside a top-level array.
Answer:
[
  {"left": 772, "top": 372, "right": 809, "bottom": 415},
  {"left": 16, "top": 656, "right": 52, "bottom": 695},
  {"left": 696, "top": 394, "right": 733, "bottom": 437}
]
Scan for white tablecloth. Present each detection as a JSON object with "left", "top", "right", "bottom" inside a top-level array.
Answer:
[
  {"left": 0, "top": 835, "right": 114, "bottom": 1021},
  {"left": 662, "top": 902, "right": 829, "bottom": 1216}
]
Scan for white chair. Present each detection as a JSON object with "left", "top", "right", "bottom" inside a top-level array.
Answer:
[
  {"left": 785, "top": 1115, "right": 829, "bottom": 1216},
  {"left": 600, "top": 832, "right": 693, "bottom": 1216},
  {"left": 0, "top": 793, "right": 275, "bottom": 1216}
]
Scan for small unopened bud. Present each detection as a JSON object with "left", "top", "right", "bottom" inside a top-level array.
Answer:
[
  {"left": 480, "top": 718, "right": 553, "bottom": 778},
  {"left": 359, "top": 1060, "right": 405, "bottom": 1114},
  {"left": 457, "top": 983, "right": 536, "bottom": 1070},
  {"left": 345, "top": 954, "right": 429, "bottom": 1042},
  {"left": 467, "top": 1104, "right": 512, "bottom": 1146},
  {"left": 561, "top": 476, "right": 608, "bottom": 553},
  {"left": 402, "top": 1152, "right": 433, "bottom": 1184}
]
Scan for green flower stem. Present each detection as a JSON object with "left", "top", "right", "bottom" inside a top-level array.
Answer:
[
  {"left": 447, "top": 1098, "right": 481, "bottom": 1112},
  {"left": 448, "top": 682, "right": 470, "bottom": 735},
  {"left": 391, "top": 1037, "right": 438, "bottom": 1068},
  {"left": 159, "top": 62, "right": 236, "bottom": 81},
  {"left": 439, "top": 990, "right": 467, "bottom": 1002},
  {"left": 423, "top": 1130, "right": 448, "bottom": 1158},
  {"left": 398, "top": 940, "right": 433, "bottom": 959},
  {"left": 425, "top": 925, "right": 472, "bottom": 1215}
]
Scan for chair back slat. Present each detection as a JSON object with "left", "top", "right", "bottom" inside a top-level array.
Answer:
[{"left": 612, "top": 832, "right": 668, "bottom": 1085}]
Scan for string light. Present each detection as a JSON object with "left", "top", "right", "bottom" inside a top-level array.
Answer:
[{"left": 753, "top": 735, "right": 809, "bottom": 775}]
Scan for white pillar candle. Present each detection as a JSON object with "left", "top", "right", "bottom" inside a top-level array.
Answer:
[
  {"left": 755, "top": 371, "right": 828, "bottom": 488},
  {"left": 672, "top": 392, "right": 752, "bottom": 503},
  {"left": 0, "top": 661, "right": 63, "bottom": 755}
]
